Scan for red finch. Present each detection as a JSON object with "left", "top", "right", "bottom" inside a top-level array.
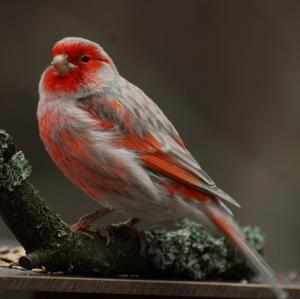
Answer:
[{"left": 38, "top": 37, "right": 286, "bottom": 299}]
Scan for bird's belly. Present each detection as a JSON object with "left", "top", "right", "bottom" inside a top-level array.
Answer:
[
  {"left": 39, "top": 125, "right": 116, "bottom": 200},
  {"left": 45, "top": 142, "right": 101, "bottom": 199},
  {"left": 48, "top": 145, "right": 176, "bottom": 223}
]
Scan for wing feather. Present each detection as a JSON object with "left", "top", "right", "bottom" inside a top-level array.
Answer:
[{"left": 77, "top": 83, "right": 240, "bottom": 208}]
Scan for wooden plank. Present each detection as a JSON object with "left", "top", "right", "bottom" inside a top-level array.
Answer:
[{"left": 0, "top": 268, "right": 299, "bottom": 298}]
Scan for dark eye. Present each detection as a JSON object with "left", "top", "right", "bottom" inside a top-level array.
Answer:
[{"left": 81, "top": 56, "right": 90, "bottom": 63}]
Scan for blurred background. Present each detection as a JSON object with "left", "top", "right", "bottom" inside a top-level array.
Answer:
[{"left": 0, "top": 0, "right": 299, "bottom": 284}]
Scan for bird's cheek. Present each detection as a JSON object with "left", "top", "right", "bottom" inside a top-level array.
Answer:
[
  {"left": 81, "top": 64, "right": 101, "bottom": 85},
  {"left": 43, "top": 68, "right": 81, "bottom": 93}
]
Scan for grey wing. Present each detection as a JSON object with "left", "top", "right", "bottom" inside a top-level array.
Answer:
[{"left": 121, "top": 83, "right": 240, "bottom": 208}]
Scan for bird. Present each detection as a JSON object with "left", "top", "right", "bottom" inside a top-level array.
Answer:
[{"left": 37, "top": 37, "right": 286, "bottom": 299}]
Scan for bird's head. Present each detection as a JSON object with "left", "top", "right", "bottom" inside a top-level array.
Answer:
[{"left": 41, "top": 37, "right": 117, "bottom": 94}]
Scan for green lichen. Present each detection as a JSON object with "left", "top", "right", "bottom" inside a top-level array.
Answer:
[
  {"left": 146, "top": 219, "right": 265, "bottom": 280},
  {"left": 0, "top": 151, "right": 31, "bottom": 191},
  {"left": 0, "top": 130, "right": 31, "bottom": 191}
]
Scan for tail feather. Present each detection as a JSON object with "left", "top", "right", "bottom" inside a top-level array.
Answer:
[{"left": 203, "top": 202, "right": 287, "bottom": 299}]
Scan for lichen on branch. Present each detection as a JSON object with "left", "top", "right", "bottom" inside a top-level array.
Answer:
[
  {"left": 147, "top": 220, "right": 264, "bottom": 280},
  {"left": 0, "top": 130, "right": 31, "bottom": 191}
]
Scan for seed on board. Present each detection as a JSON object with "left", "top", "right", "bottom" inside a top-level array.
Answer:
[
  {"left": 11, "top": 247, "right": 23, "bottom": 254},
  {"left": 0, "top": 262, "right": 10, "bottom": 268},
  {"left": 0, "top": 247, "right": 9, "bottom": 254},
  {"left": 1, "top": 257, "right": 14, "bottom": 263}
]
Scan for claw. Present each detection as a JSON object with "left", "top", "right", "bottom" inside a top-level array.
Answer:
[
  {"left": 112, "top": 218, "right": 147, "bottom": 255},
  {"left": 94, "top": 225, "right": 111, "bottom": 245},
  {"left": 71, "top": 215, "right": 147, "bottom": 253}
]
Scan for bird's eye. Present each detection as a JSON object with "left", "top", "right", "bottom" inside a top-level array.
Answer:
[{"left": 81, "top": 56, "right": 90, "bottom": 63}]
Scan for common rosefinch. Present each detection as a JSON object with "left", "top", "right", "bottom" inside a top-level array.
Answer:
[{"left": 38, "top": 37, "right": 285, "bottom": 299}]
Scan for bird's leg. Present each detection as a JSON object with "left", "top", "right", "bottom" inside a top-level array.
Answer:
[{"left": 71, "top": 206, "right": 113, "bottom": 231}]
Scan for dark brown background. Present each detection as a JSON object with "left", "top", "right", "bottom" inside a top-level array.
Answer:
[{"left": 0, "top": 0, "right": 299, "bottom": 278}]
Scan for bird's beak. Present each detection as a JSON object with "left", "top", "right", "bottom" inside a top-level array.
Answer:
[{"left": 51, "top": 54, "right": 75, "bottom": 75}]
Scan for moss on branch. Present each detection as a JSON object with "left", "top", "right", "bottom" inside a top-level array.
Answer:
[{"left": 0, "top": 129, "right": 264, "bottom": 280}]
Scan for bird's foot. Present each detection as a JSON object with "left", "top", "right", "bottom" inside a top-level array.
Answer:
[
  {"left": 71, "top": 221, "right": 112, "bottom": 245},
  {"left": 93, "top": 225, "right": 112, "bottom": 245},
  {"left": 112, "top": 218, "right": 147, "bottom": 255},
  {"left": 91, "top": 218, "right": 141, "bottom": 246}
]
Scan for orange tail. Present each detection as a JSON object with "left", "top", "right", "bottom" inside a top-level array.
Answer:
[{"left": 204, "top": 202, "right": 287, "bottom": 299}]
